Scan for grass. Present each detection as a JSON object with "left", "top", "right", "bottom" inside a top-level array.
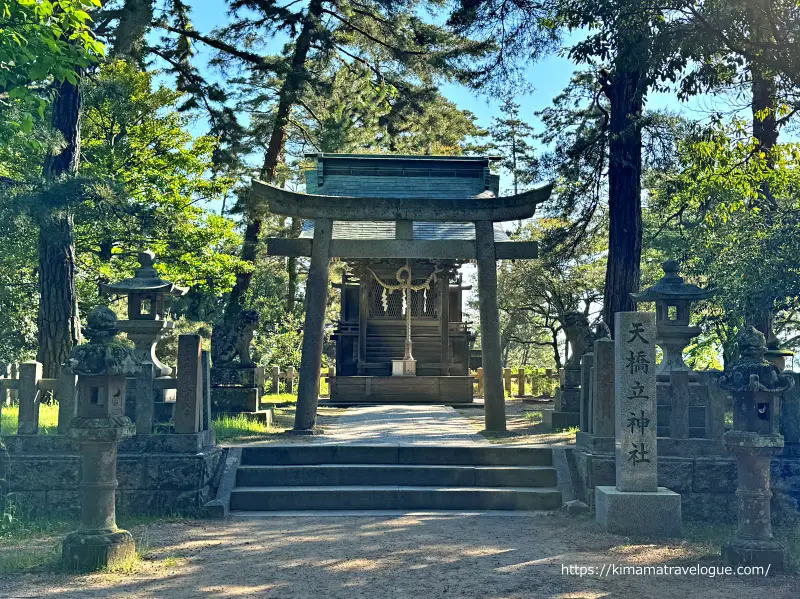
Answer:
[
  {"left": 212, "top": 406, "right": 296, "bottom": 443},
  {"left": 1, "top": 403, "right": 59, "bottom": 435},
  {"left": 0, "top": 512, "right": 185, "bottom": 575},
  {"left": 523, "top": 411, "right": 543, "bottom": 424},
  {"left": 259, "top": 392, "right": 298, "bottom": 405}
]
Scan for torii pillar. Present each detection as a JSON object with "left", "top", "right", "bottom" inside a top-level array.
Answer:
[
  {"left": 475, "top": 220, "right": 506, "bottom": 431},
  {"left": 293, "top": 218, "right": 332, "bottom": 432}
]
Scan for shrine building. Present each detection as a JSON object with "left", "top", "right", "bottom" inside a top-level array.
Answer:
[{"left": 258, "top": 153, "right": 551, "bottom": 432}]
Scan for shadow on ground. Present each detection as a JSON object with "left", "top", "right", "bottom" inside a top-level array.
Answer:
[{"left": 1, "top": 513, "right": 795, "bottom": 599}]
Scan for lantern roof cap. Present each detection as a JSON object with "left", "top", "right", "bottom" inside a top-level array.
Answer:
[
  {"left": 718, "top": 327, "right": 793, "bottom": 393},
  {"left": 631, "top": 259, "right": 714, "bottom": 303},
  {"left": 99, "top": 251, "right": 188, "bottom": 296},
  {"left": 63, "top": 307, "right": 140, "bottom": 377}
]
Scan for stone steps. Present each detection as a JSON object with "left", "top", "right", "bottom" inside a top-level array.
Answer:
[
  {"left": 230, "top": 486, "right": 562, "bottom": 511},
  {"left": 240, "top": 445, "right": 554, "bottom": 466},
  {"left": 229, "top": 445, "right": 561, "bottom": 513},
  {"left": 237, "top": 464, "right": 557, "bottom": 487}
]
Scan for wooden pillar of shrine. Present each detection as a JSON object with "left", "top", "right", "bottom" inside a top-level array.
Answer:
[
  {"left": 294, "top": 218, "right": 333, "bottom": 432},
  {"left": 439, "top": 273, "right": 450, "bottom": 375}
]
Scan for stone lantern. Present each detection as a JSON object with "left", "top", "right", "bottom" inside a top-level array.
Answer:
[
  {"left": 631, "top": 259, "right": 713, "bottom": 381},
  {"left": 61, "top": 307, "right": 140, "bottom": 571},
  {"left": 718, "top": 327, "right": 792, "bottom": 571},
  {"left": 100, "top": 251, "right": 187, "bottom": 377}
]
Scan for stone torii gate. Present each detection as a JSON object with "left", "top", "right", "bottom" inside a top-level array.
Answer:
[{"left": 257, "top": 181, "right": 552, "bottom": 432}]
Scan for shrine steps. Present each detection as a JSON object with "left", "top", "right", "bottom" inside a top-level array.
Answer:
[{"left": 227, "top": 445, "right": 562, "bottom": 513}]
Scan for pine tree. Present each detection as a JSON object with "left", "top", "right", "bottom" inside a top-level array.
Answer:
[
  {"left": 151, "top": 1, "right": 492, "bottom": 325},
  {"left": 489, "top": 99, "right": 537, "bottom": 195}
]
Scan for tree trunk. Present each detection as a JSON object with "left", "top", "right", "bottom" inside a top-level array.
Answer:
[
  {"left": 550, "top": 327, "right": 562, "bottom": 369},
  {"left": 746, "top": 3, "right": 779, "bottom": 338},
  {"left": 224, "top": 0, "right": 324, "bottom": 316},
  {"left": 37, "top": 79, "right": 82, "bottom": 378},
  {"left": 601, "top": 60, "right": 644, "bottom": 333},
  {"left": 285, "top": 217, "right": 303, "bottom": 314}
]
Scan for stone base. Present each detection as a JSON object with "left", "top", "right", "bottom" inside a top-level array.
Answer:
[
  {"left": 153, "top": 400, "right": 175, "bottom": 424},
  {"left": 543, "top": 410, "right": 580, "bottom": 431},
  {"left": 595, "top": 486, "right": 682, "bottom": 538},
  {"left": 392, "top": 359, "right": 417, "bottom": 376},
  {"left": 554, "top": 386, "right": 580, "bottom": 412},
  {"left": 62, "top": 529, "right": 135, "bottom": 572},
  {"left": 211, "top": 387, "right": 260, "bottom": 413},
  {"left": 284, "top": 427, "right": 325, "bottom": 436},
  {"left": 211, "top": 367, "right": 259, "bottom": 387},
  {"left": 722, "top": 538, "right": 788, "bottom": 572}
]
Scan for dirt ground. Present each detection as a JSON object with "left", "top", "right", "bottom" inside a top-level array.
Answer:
[
  {"left": 457, "top": 399, "right": 577, "bottom": 445},
  {"left": 1, "top": 513, "right": 795, "bottom": 599}
]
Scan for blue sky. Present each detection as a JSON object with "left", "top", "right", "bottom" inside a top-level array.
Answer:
[
  {"left": 180, "top": 1, "right": 718, "bottom": 139},
  {"left": 170, "top": 0, "right": 748, "bottom": 202}
]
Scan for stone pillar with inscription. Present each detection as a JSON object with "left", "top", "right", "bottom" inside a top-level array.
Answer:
[
  {"left": 595, "top": 311, "right": 682, "bottom": 538},
  {"left": 544, "top": 311, "right": 589, "bottom": 430}
]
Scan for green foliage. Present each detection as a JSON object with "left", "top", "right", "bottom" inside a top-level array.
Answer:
[
  {"left": 485, "top": 217, "right": 606, "bottom": 368},
  {"left": 0, "top": 0, "right": 104, "bottom": 142},
  {"left": 646, "top": 117, "right": 800, "bottom": 361},
  {"left": 77, "top": 61, "right": 243, "bottom": 295},
  {"left": 1, "top": 403, "right": 60, "bottom": 436},
  {"left": 0, "top": 61, "right": 248, "bottom": 362}
]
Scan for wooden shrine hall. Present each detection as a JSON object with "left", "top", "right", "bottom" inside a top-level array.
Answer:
[{"left": 260, "top": 154, "right": 551, "bottom": 432}]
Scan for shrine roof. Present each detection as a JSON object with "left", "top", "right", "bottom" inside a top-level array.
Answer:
[{"left": 299, "top": 220, "right": 509, "bottom": 242}]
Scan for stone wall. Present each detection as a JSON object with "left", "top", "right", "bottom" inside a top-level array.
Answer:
[
  {"left": 0, "top": 433, "right": 224, "bottom": 518},
  {"left": 571, "top": 446, "right": 800, "bottom": 523}
]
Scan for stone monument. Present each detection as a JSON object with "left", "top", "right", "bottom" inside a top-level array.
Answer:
[
  {"left": 210, "top": 308, "right": 270, "bottom": 419},
  {"left": 61, "top": 307, "right": 139, "bottom": 571},
  {"left": 718, "top": 327, "right": 792, "bottom": 571},
  {"left": 544, "top": 311, "right": 591, "bottom": 430},
  {"left": 595, "top": 311, "right": 682, "bottom": 537}
]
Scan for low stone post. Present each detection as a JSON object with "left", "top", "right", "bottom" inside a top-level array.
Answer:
[
  {"left": 476, "top": 367, "right": 484, "bottom": 397},
  {"left": 17, "top": 361, "right": 42, "bottom": 435},
  {"left": 135, "top": 361, "right": 155, "bottom": 435},
  {"left": 10, "top": 362, "right": 18, "bottom": 403},
  {"left": 503, "top": 368, "right": 512, "bottom": 396},
  {"left": 517, "top": 368, "right": 526, "bottom": 397},
  {"left": 201, "top": 350, "right": 212, "bottom": 431},
  {"left": 57, "top": 370, "right": 78, "bottom": 434},
  {"left": 592, "top": 338, "right": 616, "bottom": 438},
  {"left": 286, "top": 366, "right": 296, "bottom": 394},
  {"left": 579, "top": 353, "right": 594, "bottom": 432},
  {"left": 718, "top": 327, "right": 792, "bottom": 572},
  {"left": 595, "top": 311, "right": 681, "bottom": 537},
  {"left": 61, "top": 307, "right": 139, "bottom": 571},
  {"left": 175, "top": 334, "right": 202, "bottom": 434},
  {"left": 1, "top": 363, "right": 10, "bottom": 407},
  {"left": 271, "top": 366, "right": 280, "bottom": 394}
]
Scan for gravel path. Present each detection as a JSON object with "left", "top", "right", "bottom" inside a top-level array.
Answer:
[
  {"left": 1, "top": 513, "right": 795, "bottom": 599},
  {"left": 248, "top": 405, "right": 488, "bottom": 446}
]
